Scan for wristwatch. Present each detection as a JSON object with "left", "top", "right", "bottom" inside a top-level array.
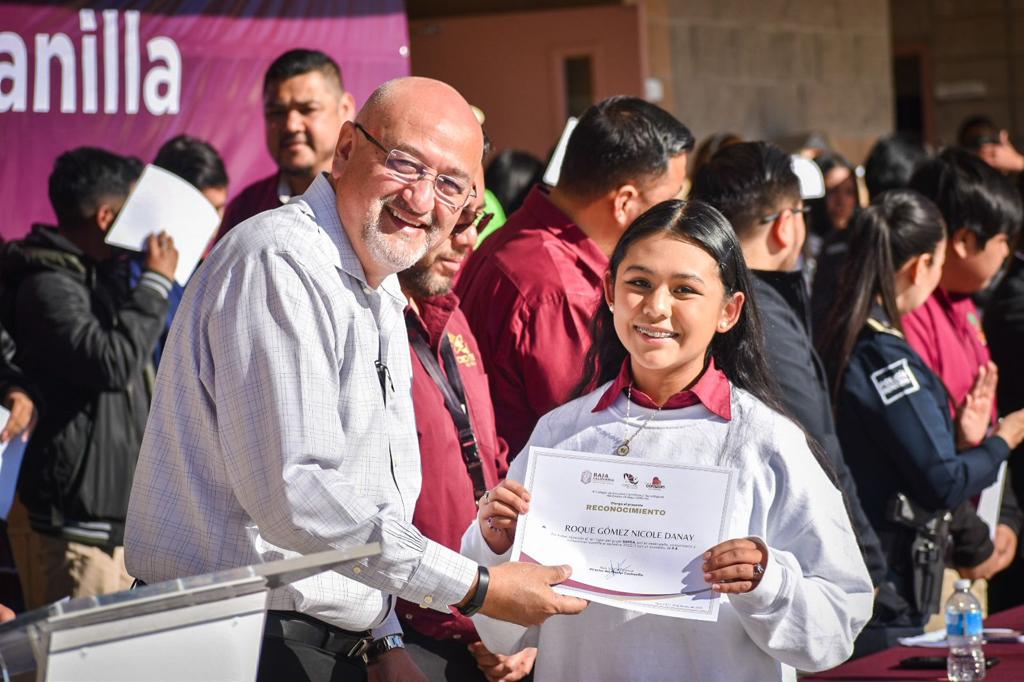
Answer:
[{"left": 367, "top": 634, "right": 405, "bottom": 661}]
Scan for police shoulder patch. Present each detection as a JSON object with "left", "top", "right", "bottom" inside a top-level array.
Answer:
[{"left": 870, "top": 358, "right": 921, "bottom": 405}]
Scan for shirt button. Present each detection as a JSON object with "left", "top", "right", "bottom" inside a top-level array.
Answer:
[
  {"left": 453, "top": 634, "right": 462, "bottom": 640},
  {"left": 361, "top": 285, "right": 372, "bottom": 295},
  {"left": 404, "top": 614, "right": 413, "bottom": 620},
  {"left": 352, "top": 566, "right": 362, "bottom": 575}
]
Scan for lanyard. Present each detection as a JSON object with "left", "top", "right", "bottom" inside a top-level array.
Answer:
[{"left": 406, "top": 309, "right": 488, "bottom": 501}]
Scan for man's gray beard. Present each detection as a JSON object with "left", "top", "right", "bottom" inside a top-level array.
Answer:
[{"left": 361, "top": 199, "right": 435, "bottom": 272}]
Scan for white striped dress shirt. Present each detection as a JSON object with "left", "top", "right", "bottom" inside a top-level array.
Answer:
[{"left": 125, "top": 174, "right": 478, "bottom": 633}]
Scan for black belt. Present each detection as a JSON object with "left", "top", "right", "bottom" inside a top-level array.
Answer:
[{"left": 264, "top": 610, "right": 372, "bottom": 659}]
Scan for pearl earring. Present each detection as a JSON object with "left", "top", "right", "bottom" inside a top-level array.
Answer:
[{"left": 608, "top": 304, "right": 614, "bottom": 312}]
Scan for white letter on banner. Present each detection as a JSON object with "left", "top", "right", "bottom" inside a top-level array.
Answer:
[
  {"left": 103, "top": 9, "right": 118, "bottom": 113},
  {"left": 144, "top": 37, "right": 180, "bottom": 115},
  {"left": 0, "top": 32, "right": 27, "bottom": 113},
  {"left": 80, "top": 9, "right": 98, "bottom": 113},
  {"left": 34, "top": 33, "right": 76, "bottom": 113},
  {"left": 124, "top": 10, "right": 140, "bottom": 114}
]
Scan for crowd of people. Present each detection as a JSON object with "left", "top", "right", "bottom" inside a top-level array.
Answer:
[{"left": 1, "top": 47, "right": 1023, "bottom": 681}]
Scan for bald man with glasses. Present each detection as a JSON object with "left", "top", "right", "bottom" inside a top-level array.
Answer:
[{"left": 126, "top": 78, "right": 585, "bottom": 682}]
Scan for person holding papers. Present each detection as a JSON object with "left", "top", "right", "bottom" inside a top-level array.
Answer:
[
  {"left": 818, "top": 189, "right": 1024, "bottom": 652},
  {"left": 0, "top": 148, "right": 178, "bottom": 609},
  {"left": 462, "top": 199, "right": 873, "bottom": 680}
]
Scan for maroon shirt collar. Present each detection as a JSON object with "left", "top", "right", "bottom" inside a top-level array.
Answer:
[
  {"left": 592, "top": 356, "right": 732, "bottom": 420},
  {"left": 406, "top": 292, "right": 459, "bottom": 350},
  {"left": 520, "top": 186, "right": 609, "bottom": 283}
]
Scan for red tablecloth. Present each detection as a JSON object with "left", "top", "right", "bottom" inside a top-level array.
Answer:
[{"left": 804, "top": 605, "right": 1024, "bottom": 681}]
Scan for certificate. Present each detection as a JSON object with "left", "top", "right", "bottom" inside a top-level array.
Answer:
[{"left": 510, "top": 447, "right": 735, "bottom": 621}]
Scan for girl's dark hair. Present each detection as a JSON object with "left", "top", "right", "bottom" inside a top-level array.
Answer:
[
  {"left": 818, "top": 189, "right": 946, "bottom": 393},
  {"left": 575, "top": 199, "right": 787, "bottom": 424}
]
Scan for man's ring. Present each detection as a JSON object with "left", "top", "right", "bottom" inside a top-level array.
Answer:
[{"left": 752, "top": 563, "right": 765, "bottom": 577}]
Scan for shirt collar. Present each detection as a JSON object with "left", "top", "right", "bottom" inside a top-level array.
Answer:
[
  {"left": 301, "top": 173, "right": 406, "bottom": 304},
  {"left": 407, "top": 292, "right": 459, "bottom": 350},
  {"left": 521, "top": 186, "right": 609, "bottom": 281},
  {"left": 592, "top": 356, "right": 732, "bottom": 420}
]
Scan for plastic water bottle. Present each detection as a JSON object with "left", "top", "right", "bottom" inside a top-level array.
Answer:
[{"left": 946, "top": 578, "right": 985, "bottom": 681}]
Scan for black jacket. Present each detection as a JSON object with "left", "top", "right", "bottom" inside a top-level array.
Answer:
[
  {"left": 986, "top": 254, "right": 1024, "bottom": 419},
  {"left": 751, "top": 269, "right": 888, "bottom": 586},
  {"left": 985, "top": 255, "right": 1024, "bottom": 537},
  {"left": 983, "top": 253, "right": 1024, "bottom": 605},
  {"left": 0, "top": 226, "right": 169, "bottom": 546},
  {"left": 810, "top": 229, "right": 851, "bottom": 338}
]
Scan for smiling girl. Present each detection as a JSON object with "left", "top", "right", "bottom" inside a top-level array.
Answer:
[{"left": 461, "top": 200, "right": 872, "bottom": 681}]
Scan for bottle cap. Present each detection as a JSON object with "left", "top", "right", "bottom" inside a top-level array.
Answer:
[{"left": 954, "top": 578, "right": 972, "bottom": 590}]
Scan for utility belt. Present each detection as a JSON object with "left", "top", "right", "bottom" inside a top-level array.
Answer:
[{"left": 887, "top": 492, "right": 952, "bottom": 618}]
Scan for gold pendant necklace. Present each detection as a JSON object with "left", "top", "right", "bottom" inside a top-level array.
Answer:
[{"left": 616, "top": 385, "right": 662, "bottom": 456}]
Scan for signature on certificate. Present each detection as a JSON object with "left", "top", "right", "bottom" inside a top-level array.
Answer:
[{"left": 605, "top": 559, "right": 633, "bottom": 579}]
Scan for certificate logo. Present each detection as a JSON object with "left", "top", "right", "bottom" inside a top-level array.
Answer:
[
  {"left": 623, "top": 472, "right": 639, "bottom": 487},
  {"left": 646, "top": 476, "right": 665, "bottom": 489},
  {"left": 581, "top": 470, "right": 593, "bottom": 484}
]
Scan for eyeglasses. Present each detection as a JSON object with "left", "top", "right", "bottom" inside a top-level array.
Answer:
[
  {"left": 452, "top": 208, "right": 494, "bottom": 237},
  {"left": 760, "top": 205, "right": 811, "bottom": 224},
  {"left": 354, "top": 122, "right": 476, "bottom": 212}
]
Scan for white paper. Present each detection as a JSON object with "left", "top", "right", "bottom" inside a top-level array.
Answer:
[
  {"left": 104, "top": 164, "right": 221, "bottom": 285},
  {"left": 542, "top": 117, "right": 578, "bottom": 187},
  {"left": 977, "top": 461, "right": 1007, "bottom": 540},
  {"left": 511, "top": 447, "right": 735, "bottom": 621},
  {"left": 0, "top": 406, "right": 28, "bottom": 520}
]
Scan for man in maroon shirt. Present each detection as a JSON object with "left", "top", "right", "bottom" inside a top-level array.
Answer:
[
  {"left": 215, "top": 49, "right": 355, "bottom": 241},
  {"left": 399, "top": 170, "right": 536, "bottom": 681},
  {"left": 455, "top": 97, "right": 693, "bottom": 456}
]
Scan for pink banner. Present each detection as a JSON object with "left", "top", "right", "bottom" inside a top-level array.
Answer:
[{"left": 0, "top": 2, "right": 409, "bottom": 239}]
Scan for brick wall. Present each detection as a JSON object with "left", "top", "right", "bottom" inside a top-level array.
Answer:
[{"left": 641, "top": 0, "right": 895, "bottom": 163}]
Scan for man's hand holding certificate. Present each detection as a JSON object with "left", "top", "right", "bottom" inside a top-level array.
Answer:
[{"left": 477, "top": 447, "right": 742, "bottom": 621}]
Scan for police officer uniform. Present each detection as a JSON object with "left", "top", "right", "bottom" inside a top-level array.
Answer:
[{"left": 834, "top": 307, "right": 1011, "bottom": 647}]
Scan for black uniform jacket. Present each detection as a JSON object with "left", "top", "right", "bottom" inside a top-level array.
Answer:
[{"left": 835, "top": 311, "right": 1010, "bottom": 617}]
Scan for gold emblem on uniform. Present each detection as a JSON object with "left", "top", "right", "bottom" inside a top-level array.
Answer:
[{"left": 448, "top": 333, "right": 477, "bottom": 367}]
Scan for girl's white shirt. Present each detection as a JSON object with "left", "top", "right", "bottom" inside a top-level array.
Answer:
[{"left": 462, "top": 383, "right": 873, "bottom": 682}]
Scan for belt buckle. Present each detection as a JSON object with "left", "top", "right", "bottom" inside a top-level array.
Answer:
[{"left": 347, "top": 635, "right": 371, "bottom": 660}]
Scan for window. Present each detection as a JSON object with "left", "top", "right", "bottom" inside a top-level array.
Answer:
[{"left": 563, "top": 55, "right": 593, "bottom": 119}]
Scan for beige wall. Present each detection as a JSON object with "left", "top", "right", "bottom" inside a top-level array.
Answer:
[
  {"left": 409, "top": 1, "right": 895, "bottom": 165},
  {"left": 642, "top": 0, "right": 895, "bottom": 164},
  {"left": 409, "top": 5, "right": 645, "bottom": 160},
  {"left": 892, "top": 0, "right": 1024, "bottom": 148}
]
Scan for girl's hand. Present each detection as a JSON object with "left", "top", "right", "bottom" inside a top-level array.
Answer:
[
  {"left": 956, "top": 362, "right": 997, "bottom": 449},
  {"left": 477, "top": 479, "right": 531, "bottom": 555},
  {"left": 702, "top": 538, "right": 769, "bottom": 594}
]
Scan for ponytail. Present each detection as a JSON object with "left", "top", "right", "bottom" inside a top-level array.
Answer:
[{"left": 818, "top": 189, "right": 946, "bottom": 394}]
